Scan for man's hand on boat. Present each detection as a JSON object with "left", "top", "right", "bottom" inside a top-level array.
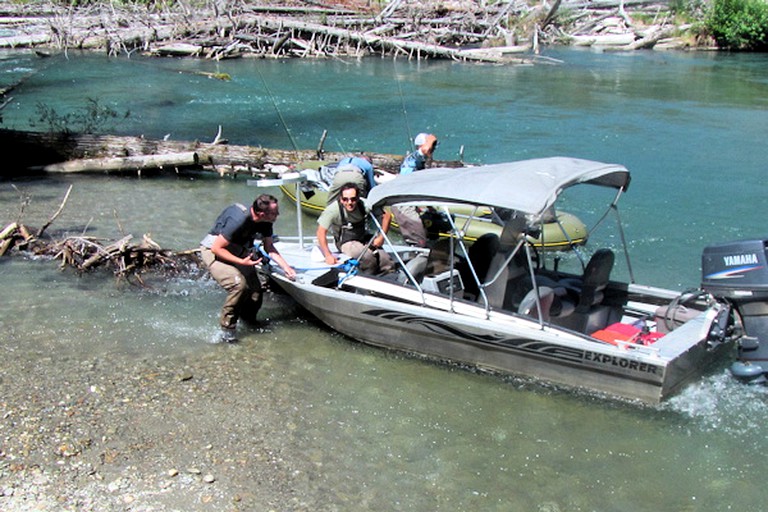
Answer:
[{"left": 371, "top": 234, "right": 385, "bottom": 250}]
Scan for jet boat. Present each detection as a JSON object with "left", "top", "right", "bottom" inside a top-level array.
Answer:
[{"left": 258, "top": 157, "right": 740, "bottom": 403}]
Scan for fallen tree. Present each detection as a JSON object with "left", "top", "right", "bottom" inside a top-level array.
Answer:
[
  {"left": 0, "top": 1, "right": 538, "bottom": 62},
  {"left": 1, "top": 128, "right": 463, "bottom": 178},
  {"left": 4, "top": 226, "right": 203, "bottom": 283},
  {"left": 0, "top": 0, "right": 696, "bottom": 61},
  {"left": 42, "top": 151, "right": 201, "bottom": 174}
]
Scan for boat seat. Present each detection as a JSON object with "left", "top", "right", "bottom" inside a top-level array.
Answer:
[
  {"left": 424, "top": 238, "right": 456, "bottom": 277},
  {"left": 480, "top": 216, "right": 529, "bottom": 309},
  {"left": 460, "top": 232, "right": 500, "bottom": 300},
  {"left": 401, "top": 240, "right": 455, "bottom": 287},
  {"left": 558, "top": 248, "right": 615, "bottom": 313},
  {"left": 518, "top": 286, "right": 556, "bottom": 322},
  {"left": 403, "top": 252, "right": 429, "bottom": 283},
  {"left": 552, "top": 249, "right": 618, "bottom": 333}
]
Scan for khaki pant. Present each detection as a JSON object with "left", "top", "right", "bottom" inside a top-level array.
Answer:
[
  {"left": 339, "top": 240, "right": 394, "bottom": 275},
  {"left": 391, "top": 205, "right": 427, "bottom": 248},
  {"left": 201, "top": 247, "right": 263, "bottom": 329},
  {"left": 327, "top": 169, "right": 368, "bottom": 205}
]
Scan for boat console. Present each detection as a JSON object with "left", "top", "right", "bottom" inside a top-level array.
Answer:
[
  {"left": 702, "top": 239, "right": 768, "bottom": 383},
  {"left": 421, "top": 269, "right": 464, "bottom": 296}
]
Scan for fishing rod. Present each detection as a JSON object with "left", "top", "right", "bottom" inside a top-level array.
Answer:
[
  {"left": 256, "top": 65, "right": 300, "bottom": 151},
  {"left": 257, "top": 64, "right": 352, "bottom": 156},
  {"left": 393, "top": 60, "right": 414, "bottom": 150}
]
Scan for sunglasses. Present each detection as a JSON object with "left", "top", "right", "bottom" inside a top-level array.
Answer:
[{"left": 340, "top": 197, "right": 358, "bottom": 203}]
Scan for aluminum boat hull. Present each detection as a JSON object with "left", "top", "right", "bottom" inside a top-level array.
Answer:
[
  {"left": 267, "top": 243, "right": 730, "bottom": 404},
  {"left": 258, "top": 158, "right": 737, "bottom": 403}
]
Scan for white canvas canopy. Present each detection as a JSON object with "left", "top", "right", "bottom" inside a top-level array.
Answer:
[{"left": 368, "top": 157, "right": 631, "bottom": 219}]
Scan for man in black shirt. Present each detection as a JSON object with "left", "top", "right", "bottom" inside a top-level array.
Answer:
[{"left": 200, "top": 194, "right": 296, "bottom": 342}]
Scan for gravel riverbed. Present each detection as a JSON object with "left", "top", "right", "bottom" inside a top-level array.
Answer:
[{"left": 0, "top": 330, "right": 332, "bottom": 511}]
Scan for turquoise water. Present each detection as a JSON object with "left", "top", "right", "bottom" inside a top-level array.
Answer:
[
  {"left": 2, "top": 48, "right": 768, "bottom": 510},
  {"left": 3, "top": 48, "right": 766, "bottom": 287}
]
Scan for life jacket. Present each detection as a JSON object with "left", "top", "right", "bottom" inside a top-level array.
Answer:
[{"left": 335, "top": 200, "right": 368, "bottom": 247}]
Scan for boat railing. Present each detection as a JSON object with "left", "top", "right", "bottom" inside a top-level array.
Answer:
[
  {"left": 575, "top": 187, "right": 634, "bottom": 283},
  {"left": 369, "top": 213, "right": 432, "bottom": 306},
  {"left": 370, "top": 204, "right": 484, "bottom": 314},
  {"left": 249, "top": 172, "right": 308, "bottom": 249},
  {"left": 441, "top": 206, "right": 482, "bottom": 314},
  {"left": 341, "top": 274, "right": 490, "bottom": 319}
]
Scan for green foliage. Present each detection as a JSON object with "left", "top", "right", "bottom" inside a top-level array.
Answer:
[
  {"left": 670, "top": 0, "right": 705, "bottom": 16},
  {"left": 668, "top": 0, "right": 708, "bottom": 23},
  {"left": 705, "top": 0, "right": 768, "bottom": 50},
  {"left": 31, "top": 98, "right": 130, "bottom": 135}
]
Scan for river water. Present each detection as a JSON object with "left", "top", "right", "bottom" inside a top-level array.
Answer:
[{"left": 1, "top": 48, "right": 768, "bottom": 510}]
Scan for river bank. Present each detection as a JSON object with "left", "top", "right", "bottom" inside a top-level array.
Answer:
[
  {"left": 0, "top": 0, "right": 708, "bottom": 64},
  {"left": 0, "top": 268, "right": 366, "bottom": 512},
  {"left": 1, "top": 324, "right": 323, "bottom": 511}
]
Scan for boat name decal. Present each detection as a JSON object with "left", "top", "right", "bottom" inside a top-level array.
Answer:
[{"left": 583, "top": 351, "right": 659, "bottom": 375}]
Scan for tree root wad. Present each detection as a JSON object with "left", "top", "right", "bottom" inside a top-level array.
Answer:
[
  {"left": 2, "top": 183, "right": 203, "bottom": 284},
  {"left": 1, "top": 224, "right": 203, "bottom": 284}
]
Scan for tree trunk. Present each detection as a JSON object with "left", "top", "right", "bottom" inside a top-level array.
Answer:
[
  {"left": 1, "top": 129, "right": 462, "bottom": 178},
  {"left": 43, "top": 152, "right": 200, "bottom": 173}
]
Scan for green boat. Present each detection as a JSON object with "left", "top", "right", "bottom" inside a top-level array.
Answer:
[{"left": 279, "top": 161, "right": 588, "bottom": 250}]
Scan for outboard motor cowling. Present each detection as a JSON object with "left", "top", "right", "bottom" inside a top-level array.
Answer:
[{"left": 702, "top": 239, "right": 768, "bottom": 384}]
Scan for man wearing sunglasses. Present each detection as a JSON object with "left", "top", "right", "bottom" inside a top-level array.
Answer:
[{"left": 316, "top": 183, "right": 394, "bottom": 275}]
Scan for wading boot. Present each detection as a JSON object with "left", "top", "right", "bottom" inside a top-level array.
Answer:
[{"left": 220, "top": 326, "right": 238, "bottom": 343}]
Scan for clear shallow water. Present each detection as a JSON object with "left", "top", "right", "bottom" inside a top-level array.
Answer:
[
  {"left": 3, "top": 48, "right": 766, "bottom": 287},
  {"left": 2, "top": 48, "right": 768, "bottom": 510}
]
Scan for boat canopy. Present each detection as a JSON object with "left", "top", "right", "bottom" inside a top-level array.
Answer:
[{"left": 368, "top": 157, "right": 631, "bottom": 220}]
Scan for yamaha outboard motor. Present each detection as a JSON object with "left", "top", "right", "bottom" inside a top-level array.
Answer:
[{"left": 702, "top": 239, "right": 768, "bottom": 383}]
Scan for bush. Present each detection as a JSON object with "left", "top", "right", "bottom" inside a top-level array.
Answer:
[
  {"left": 30, "top": 98, "right": 130, "bottom": 135},
  {"left": 706, "top": 0, "right": 768, "bottom": 50}
]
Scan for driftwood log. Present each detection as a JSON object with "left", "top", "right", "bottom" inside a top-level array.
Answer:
[
  {"left": 1, "top": 184, "right": 201, "bottom": 283},
  {"left": 42, "top": 152, "right": 201, "bottom": 174},
  {"left": 1, "top": 220, "right": 202, "bottom": 282},
  {"left": 1, "top": 128, "right": 463, "bottom": 178},
  {"left": 0, "top": 0, "right": 690, "bottom": 62}
]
